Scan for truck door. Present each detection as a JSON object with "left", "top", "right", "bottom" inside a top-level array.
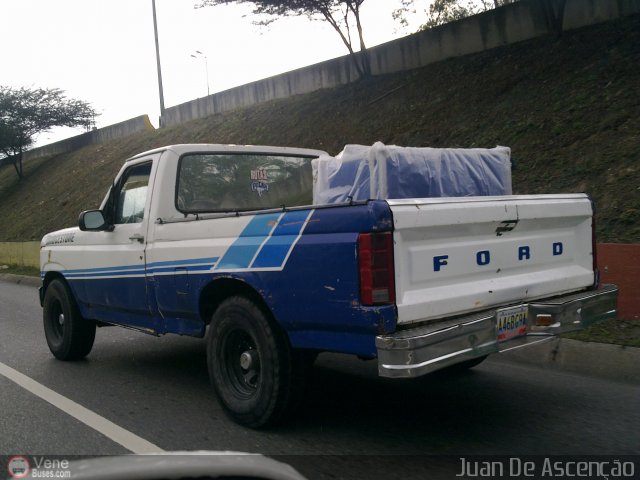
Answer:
[{"left": 82, "top": 158, "right": 158, "bottom": 332}]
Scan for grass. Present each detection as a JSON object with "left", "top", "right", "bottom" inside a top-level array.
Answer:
[
  {"left": 0, "top": 264, "right": 40, "bottom": 277},
  {"left": 563, "top": 318, "right": 640, "bottom": 348}
]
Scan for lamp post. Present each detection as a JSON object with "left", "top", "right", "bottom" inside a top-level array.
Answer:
[
  {"left": 190, "top": 50, "right": 210, "bottom": 97},
  {"left": 152, "top": 0, "right": 165, "bottom": 125}
]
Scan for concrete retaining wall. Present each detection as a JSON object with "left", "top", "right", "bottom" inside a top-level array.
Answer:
[
  {"left": 0, "top": 242, "right": 40, "bottom": 269},
  {"left": 564, "top": 0, "right": 640, "bottom": 29},
  {"left": 163, "top": 0, "right": 640, "bottom": 127},
  {"left": 14, "top": 1, "right": 639, "bottom": 148},
  {"left": 23, "top": 115, "right": 155, "bottom": 162}
]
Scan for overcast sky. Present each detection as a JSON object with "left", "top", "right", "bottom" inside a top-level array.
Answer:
[{"left": 1, "top": 0, "right": 426, "bottom": 146}]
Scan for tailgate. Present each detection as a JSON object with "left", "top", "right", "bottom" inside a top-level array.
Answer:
[{"left": 388, "top": 194, "right": 595, "bottom": 326}]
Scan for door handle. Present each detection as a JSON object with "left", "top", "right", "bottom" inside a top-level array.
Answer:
[{"left": 129, "top": 234, "right": 145, "bottom": 243}]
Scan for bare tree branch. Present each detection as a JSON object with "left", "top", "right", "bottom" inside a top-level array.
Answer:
[{"left": 196, "top": 0, "right": 371, "bottom": 77}]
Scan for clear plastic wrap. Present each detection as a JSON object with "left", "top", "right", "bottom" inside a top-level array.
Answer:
[{"left": 312, "top": 142, "right": 512, "bottom": 205}]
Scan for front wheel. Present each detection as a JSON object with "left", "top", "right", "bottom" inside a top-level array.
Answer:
[
  {"left": 207, "top": 296, "right": 303, "bottom": 428},
  {"left": 43, "top": 279, "right": 96, "bottom": 360}
]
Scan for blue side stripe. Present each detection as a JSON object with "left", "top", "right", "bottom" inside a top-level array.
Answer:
[
  {"left": 251, "top": 210, "right": 310, "bottom": 268},
  {"left": 65, "top": 270, "right": 146, "bottom": 278},
  {"left": 147, "top": 257, "right": 219, "bottom": 269},
  {"left": 63, "top": 264, "right": 145, "bottom": 274},
  {"left": 148, "top": 265, "right": 214, "bottom": 274},
  {"left": 45, "top": 208, "right": 314, "bottom": 279},
  {"left": 215, "top": 213, "right": 281, "bottom": 270},
  {"left": 50, "top": 256, "right": 220, "bottom": 279}
]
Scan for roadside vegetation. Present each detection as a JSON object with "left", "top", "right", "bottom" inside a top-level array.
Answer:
[
  {"left": 0, "top": 264, "right": 40, "bottom": 277},
  {"left": 563, "top": 319, "right": 640, "bottom": 348}
]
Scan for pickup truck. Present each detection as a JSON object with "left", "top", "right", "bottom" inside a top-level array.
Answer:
[{"left": 39, "top": 144, "right": 618, "bottom": 428}]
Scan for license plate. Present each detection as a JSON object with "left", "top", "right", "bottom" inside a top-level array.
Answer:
[{"left": 496, "top": 305, "right": 528, "bottom": 342}]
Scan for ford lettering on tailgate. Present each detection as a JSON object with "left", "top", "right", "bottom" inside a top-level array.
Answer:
[{"left": 433, "top": 242, "right": 564, "bottom": 272}]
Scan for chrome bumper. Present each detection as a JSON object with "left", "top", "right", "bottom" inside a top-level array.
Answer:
[{"left": 376, "top": 284, "right": 618, "bottom": 378}]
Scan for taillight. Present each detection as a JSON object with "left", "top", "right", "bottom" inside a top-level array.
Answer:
[{"left": 358, "top": 232, "right": 396, "bottom": 306}]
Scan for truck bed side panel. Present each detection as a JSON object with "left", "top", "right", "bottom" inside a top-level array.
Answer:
[{"left": 146, "top": 202, "right": 396, "bottom": 357}]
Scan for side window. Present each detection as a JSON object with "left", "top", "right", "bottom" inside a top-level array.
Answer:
[{"left": 115, "top": 162, "right": 152, "bottom": 224}]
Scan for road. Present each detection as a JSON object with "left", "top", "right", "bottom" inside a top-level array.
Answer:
[{"left": 1, "top": 280, "right": 639, "bottom": 479}]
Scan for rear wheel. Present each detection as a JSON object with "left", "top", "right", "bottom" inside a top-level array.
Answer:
[
  {"left": 43, "top": 279, "right": 96, "bottom": 360},
  {"left": 207, "top": 296, "right": 304, "bottom": 428}
]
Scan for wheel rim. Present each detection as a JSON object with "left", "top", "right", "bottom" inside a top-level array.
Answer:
[
  {"left": 221, "top": 329, "right": 261, "bottom": 398},
  {"left": 48, "top": 299, "right": 65, "bottom": 341}
]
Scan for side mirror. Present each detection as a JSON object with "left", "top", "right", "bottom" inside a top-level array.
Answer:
[{"left": 79, "top": 210, "right": 112, "bottom": 231}]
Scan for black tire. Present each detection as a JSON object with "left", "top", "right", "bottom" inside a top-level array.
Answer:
[
  {"left": 43, "top": 279, "right": 96, "bottom": 360},
  {"left": 207, "top": 296, "right": 304, "bottom": 428}
]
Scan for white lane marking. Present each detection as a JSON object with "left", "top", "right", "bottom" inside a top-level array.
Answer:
[{"left": 0, "top": 361, "right": 164, "bottom": 454}]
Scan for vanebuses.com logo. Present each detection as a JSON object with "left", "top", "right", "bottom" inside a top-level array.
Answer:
[{"left": 7, "top": 456, "right": 30, "bottom": 479}]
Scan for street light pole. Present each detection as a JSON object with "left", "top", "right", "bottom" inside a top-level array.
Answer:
[
  {"left": 152, "top": 0, "right": 165, "bottom": 125},
  {"left": 190, "top": 50, "right": 210, "bottom": 97}
]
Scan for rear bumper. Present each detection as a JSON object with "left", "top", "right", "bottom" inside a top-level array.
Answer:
[{"left": 376, "top": 284, "right": 618, "bottom": 378}]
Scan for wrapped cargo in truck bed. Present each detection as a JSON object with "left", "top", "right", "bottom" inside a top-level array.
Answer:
[{"left": 312, "top": 142, "right": 512, "bottom": 204}]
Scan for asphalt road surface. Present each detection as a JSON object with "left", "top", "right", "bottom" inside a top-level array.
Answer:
[{"left": 1, "top": 280, "right": 638, "bottom": 479}]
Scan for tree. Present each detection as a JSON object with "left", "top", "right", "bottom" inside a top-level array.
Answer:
[
  {"left": 0, "top": 86, "right": 96, "bottom": 178},
  {"left": 196, "top": 0, "right": 371, "bottom": 77},
  {"left": 394, "top": 0, "right": 520, "bottom": 30}
]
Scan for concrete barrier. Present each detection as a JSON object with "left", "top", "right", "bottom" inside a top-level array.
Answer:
[
  {"left": 15, "top": 1, "right": 640, "bottom": 147},
  {"left": 23, "top": 115, "right": 155, "bottom": 162},
  {"left": 163, "top": 0, "right": 640, "bottom": 127},
  {"left": 163, "top": 55, "right": 359, "bottom": 126},
  {"left": 0, "top": 242, "right": 40, "bottom": 269}
]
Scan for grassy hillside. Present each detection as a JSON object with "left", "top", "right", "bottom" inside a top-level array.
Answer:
[{"left": 1, "top": 14, "right": 638, "bottom": 243}]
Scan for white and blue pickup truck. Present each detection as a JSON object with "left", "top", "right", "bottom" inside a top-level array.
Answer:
[{"left": 39, "top": 144, "right": 617, "bottom": 428}]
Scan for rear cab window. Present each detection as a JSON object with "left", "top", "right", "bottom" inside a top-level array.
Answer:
[{"left": 176, "top": 152, "right": 314, "bottom": 212}]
